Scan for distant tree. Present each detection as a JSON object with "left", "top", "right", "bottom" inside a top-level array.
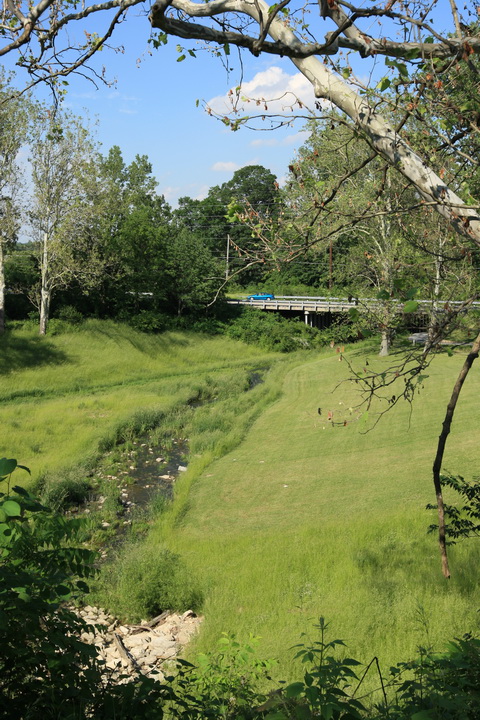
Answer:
[
  {"left": 29, "top": 110, "right": 101, "bottom": 335},
  {"left": 93, "top": 146, "right": 172, "bottom": 316},
  {"left": 175, "top": 165, "right": 280, "bottom": 287},
  {"left": 161, "top": 228, "right": 222, "bottom": 316},
  {"left": 0, "top": 75, "right": 28, "bottom": 334}
]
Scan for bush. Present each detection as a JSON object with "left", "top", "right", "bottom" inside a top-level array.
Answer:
[
  {"left": 226, "top": 308, "right": 320, "bottom": 352},
  {"left": 56, "top": 305, "right": 84, "bottom": 325},
  {"left": 123, "top": 310, "right": 172, "bottom": 334},
  {"left": 38, "top": 471, "right": 91, "bottom": 511},
  {"left": 95, "top": 543, "right": 203, "bottom": 621}
]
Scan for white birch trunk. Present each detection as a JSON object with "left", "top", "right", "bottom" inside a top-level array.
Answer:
[
  {"left": 163, "top": 0, "right": 480, "bottom": 246},
  {"left": 39, "top": 230, "right": 50, "bottom": 336},
  {"left": 0, "top": 241, "right": 5, "bottom": 335}
]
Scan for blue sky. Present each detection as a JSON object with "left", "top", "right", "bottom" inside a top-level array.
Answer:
[
  {"left": 38, "top": 9, "right": 319, "bottom": 207},
  {"left": 5, "top": 1, "right": 463, "bottom": 208}
]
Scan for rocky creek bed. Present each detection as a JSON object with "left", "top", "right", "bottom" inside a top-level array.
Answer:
[{"left": 75, "top": 605, "right": 203, "bottom": 681}]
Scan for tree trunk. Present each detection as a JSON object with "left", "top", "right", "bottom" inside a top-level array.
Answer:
[
  {"left": 39, "top": 230, "right": 50, "bottom": 336},
  {"left": 39, "top": 286, "right": 51, "bottom": 336},
  {"left": 0, "top": 241, "right": 5, "bottom": 335},
  {"left": 432, "top": 330, "right": 480, "bottom": 578},
  {"left": 379, "top": 328, "right": 392, "bottom": 357}
]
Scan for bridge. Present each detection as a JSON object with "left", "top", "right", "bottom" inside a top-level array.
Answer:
[{"left": 226, "top": 295, "right": 479, "bottom": 329}]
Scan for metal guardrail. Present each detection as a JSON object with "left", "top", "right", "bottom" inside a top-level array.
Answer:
[{"left": 227, "top": 296, "right": 480, "bottom": 313}]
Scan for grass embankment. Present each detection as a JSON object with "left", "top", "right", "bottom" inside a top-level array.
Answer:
[
  {"left": 3, "top": 322, "right": 480, "bottom": 687},
  {"left": 0, "top": 320, "right": 284, "bottom": 489},
  {"left": 148, "top": 343, "right": 480, "bottom": 680}
]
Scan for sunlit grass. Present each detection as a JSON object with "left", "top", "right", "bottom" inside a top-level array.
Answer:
[
  {"left": 0, "top": 321, "right": 279, "bottom": 486},
  {"left": 3, "top": 321, "right": 480, "bottom": 686},
  {"left": 153, "top": 345, "right": 480, "bottom": 680}
]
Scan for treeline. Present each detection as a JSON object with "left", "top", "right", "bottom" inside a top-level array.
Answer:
[{"left": 3, "top": 70, "right": 480, "bottom": 347}]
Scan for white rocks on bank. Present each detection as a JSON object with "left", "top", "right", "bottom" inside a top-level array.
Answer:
[{"left": 75, "top": 606, "right": 202, "bottom": 681}]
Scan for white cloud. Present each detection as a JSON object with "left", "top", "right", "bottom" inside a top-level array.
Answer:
[
  {"left": 160, "top": 185, "right": 181, "bottom": 203},
  {"left": 207, "top": 66, "right": 316, "bottom": 117},
  {"left": 195, "top": 185, "right": 209, "bottom": 200},
  {"left": 211, "top": 161, "right": 240, "bottom": 172},
  {"left": 250, "top": 130, "right": 309, "bottom": 148}
]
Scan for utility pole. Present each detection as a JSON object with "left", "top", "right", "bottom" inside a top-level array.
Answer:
[
  {"left": 329, "top": 238, "right": 333, "bottom": 290},
  {"left": 226, "top": 233, "right": 230, "bottom": 281}
]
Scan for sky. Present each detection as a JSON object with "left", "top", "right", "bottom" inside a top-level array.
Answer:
[
  {"left": 3, "top": 0, "right": 465, "bottom": 208},
  {"left": 12, "top": 8, "right": 324, "bottom": 207}
]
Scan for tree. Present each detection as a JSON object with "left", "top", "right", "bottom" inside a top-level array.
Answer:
[
  {"left": 28, "top": 110, "right": 101, "bottom": 335},
  {"left": 91, "top": 146, "right": 173, "bottom": 317},
  {"left": 150, "top": 1, "right": 480, "bottom": 244},
  {"left": 165, "top": 227, "right": 224, "bottom": 315},
  {"left": 175, "top": 165, "right": 279, "bottom": 286},
  {"left": 0, "top": 75, "right": 28, "bottom": 334}
]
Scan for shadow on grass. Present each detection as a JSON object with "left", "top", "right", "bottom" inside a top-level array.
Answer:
[
  {"left": 84, "top": 320, "right": 190, "bottom": 355},
  {"left": 0, "top": 332, "right": 69, "bottom": 374}
]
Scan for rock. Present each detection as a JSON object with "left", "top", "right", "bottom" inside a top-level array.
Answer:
[{"left": 178, "top": 465, "right": 187, "bottom": 472}]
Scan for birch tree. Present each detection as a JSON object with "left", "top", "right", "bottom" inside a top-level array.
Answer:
[
  {"left": 0, "top": 77, "right": 28, "bottom": 334},
  {"left": 149, "top": 0, "right": 480, "bottom": 245},
  {"left": 29, "top": 111, "right": 99, "bottom": 335}
]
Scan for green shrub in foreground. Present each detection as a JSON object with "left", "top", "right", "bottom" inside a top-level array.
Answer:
[
  {"left": 94, "top": 542, "right": 204, "bottom": 622},
  {"left": 2, "top": 456, "right": 480, "bottom": 719}
]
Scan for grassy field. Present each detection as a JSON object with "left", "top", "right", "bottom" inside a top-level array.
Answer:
[
  {"left": 149, "top": 342, "right": 480, "bottom": 682},
  {"left": 3, "top": 321, "right": 480, "bottom": 690},
  {"left": 0, "top": 320, "right": 281, "bottom": 488}
]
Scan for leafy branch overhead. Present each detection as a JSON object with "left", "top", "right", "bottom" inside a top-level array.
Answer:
[{"left": 149, "top": 0, "right": 480, "bottom": 246}]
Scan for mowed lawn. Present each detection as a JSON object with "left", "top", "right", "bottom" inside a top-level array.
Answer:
[{"left": 163, "top": 345, "right": 480, "bottom": 677}]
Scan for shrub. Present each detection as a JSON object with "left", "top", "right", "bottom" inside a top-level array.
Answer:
[
  {"left": 95, "top": 543, "right": 203, "bottom": 621},
  {"left": 38, "top": 469, "right": 91, "bottom": 510},
  {"left": 123, "top": 310, "right": 172, "bottom": 334},
  {"left": 226, "top": 308, "right": 319, "bottom": 352},
  {"left": 56, "top": 305, "right": 84, "bottom": 325}
]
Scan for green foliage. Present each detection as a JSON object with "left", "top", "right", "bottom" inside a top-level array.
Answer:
[
  {"left": 377, "top": 635, "right": 480, "bottom": 720},
  {"left": 124, "top": 309, "right": 172, "bottom": 333},
  {"left": 38, "top": 467, "right": 91, "bottom": 510},
  {"left": 226, "top": 308, "right": 319, "bottom": 352},
  {"left": 184, "top": 634, "right": 276, "bottom": 719},
  {"left": 0, "top": 458, "right": 99, "bottom": 716},
  {"left": 56, "top": 304, "right": 85, "bottom": 324},
  {"left": 427, "top": 473, "right": 480, "bottom": 543},
  {"left": 95, "top": 543, "right": 203, "bottom": 621},
  {"left": 265, "top": 618, "right": 366, "bottom": 720}
]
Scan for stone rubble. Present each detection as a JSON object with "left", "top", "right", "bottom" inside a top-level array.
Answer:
[{"left": 76, "top": 605, "right": 203, "bottom": 681}]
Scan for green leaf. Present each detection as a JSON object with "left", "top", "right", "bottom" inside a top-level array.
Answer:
[
  {"left": 55, "top": 584, "right": 71, "bottom": 597},
  {"left": 2, "top": 500, "right": 21, "bottom": 517},
  {"left": 412, "top": 711, "right": 434, "bottom": 720},
  {"left": 0, "top": 458, "right": 17, "bottom": 477},
  {"left": 285, "top": 682, "right": 304, "bottom": 698},
  {"left": 349, "top": 308, "right": 360, "bottom": 320},
  {"left": 377, "top": 77, "right": 391, "bottom": 92},
  {"left": 341, "top": 67, "right": 351, "bottom": 79},
  {"left": 177, "top": 54, "right": 186, "bottom": 62},
  {"left": 404, "top": 300, "right": 419, "bottom": 313},
  {"left": 224, "top": 43, "right": 230, "bottom": 56},
  {"left": 13, "top": 587, "right": 31, "bottom": 601},
  {"left": 376, "top": 290, "right": 390, "bottom": 300}
]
